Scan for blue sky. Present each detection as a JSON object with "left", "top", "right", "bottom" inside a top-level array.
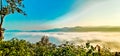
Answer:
[
  {"left": 3, "top": 0, "right": 81, "bottom": 30},
  {"left": 3, "top": 0, "right": 120, "bottom": 30}
]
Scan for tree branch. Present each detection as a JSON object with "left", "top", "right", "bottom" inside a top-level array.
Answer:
[{"left": 0, "top": 15, "right": 4, "bottom": 27}]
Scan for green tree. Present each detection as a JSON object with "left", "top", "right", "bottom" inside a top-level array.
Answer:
[
  {"left": 0, "top": 0, "right": 26, "bottom": 40},
  {"left": 0, "top": 37, "right": 114, "bottom": 56},
  {"left": 0, "top": 38, "right": 35, "bottom": 56}
]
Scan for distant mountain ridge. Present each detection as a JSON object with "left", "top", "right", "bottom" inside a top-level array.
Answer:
[
  {"left": 5, "top": 26, "right": 120, "bottom": 32},
  {"left": 5, "top": 30, "right": 23, "bottom": 32}
]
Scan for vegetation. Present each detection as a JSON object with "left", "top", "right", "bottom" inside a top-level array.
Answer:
[
  {"left": 0, "top": 36, "right": 117, "bottom": 56},
  {"left": 0, "top": 0, "right": 26, "bottom": 40}
]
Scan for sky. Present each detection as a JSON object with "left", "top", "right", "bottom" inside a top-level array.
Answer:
[{"left": 3, "top": 0, "right": 120, "bottom": 30}]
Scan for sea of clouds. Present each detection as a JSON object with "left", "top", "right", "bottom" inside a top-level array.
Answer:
[{"left": 4, "top": 32, "right": 120, "bottom": 51}]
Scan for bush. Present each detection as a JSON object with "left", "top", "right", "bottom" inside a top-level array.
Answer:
[
  {"left": 0, "top": 38, "right": 35, "bottom": 56},
  {"left": 0, "top": 36, "right": 114, "bottom": 56}
]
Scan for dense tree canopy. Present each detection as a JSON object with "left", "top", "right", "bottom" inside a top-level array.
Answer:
[{"left": 0, "top": 36, "right": 116, "bottom": 56}]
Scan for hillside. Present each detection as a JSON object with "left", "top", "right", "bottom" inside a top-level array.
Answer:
[
  {"left": 38, "top": 26, "right": 120, "bottom": 32},
  {"left": 6, "top": 26, "right": 120, "bottom": 32}
]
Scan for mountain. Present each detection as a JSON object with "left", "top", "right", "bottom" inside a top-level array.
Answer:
[
  {"left": 5, "top": 30, "right": 23, "bottom": 32},
  {"left": 5, "top": 26, "right": 120, "bottom": 32},
  {"left": 35, "top": 26, "right": 120, "bottom": 32}
]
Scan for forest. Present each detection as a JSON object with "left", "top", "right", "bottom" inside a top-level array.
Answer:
[{"left": 0, "top": 36, "right": 118, "bottom": 56}]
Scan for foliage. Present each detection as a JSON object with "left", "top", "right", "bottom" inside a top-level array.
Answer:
[
  {"left": 0, "top": 0, "right": 26, "bottom": 16},
  {"left": 0, "top": 36, "right": 116, "bottom": 56},
  {"left": 0, "top": 0, "right": 26, "bottom": 40},
  {"left": 0, "top": 38, "right": 34, "bottom": 56},
  {"left": 0, "top": 0, "right": 26, "bottom": 26}
]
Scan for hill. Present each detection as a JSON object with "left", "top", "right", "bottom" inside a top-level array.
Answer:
[
  {"left": 38, "top": 26, "right": 120, "bottom": 32},
  {"left": 5, "top": 26, "right": 120, "bottom": 32}
]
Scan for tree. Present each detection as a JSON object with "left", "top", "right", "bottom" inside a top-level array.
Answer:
[{"left": 0, "top": 0, "right": 26, "bottom": 40}]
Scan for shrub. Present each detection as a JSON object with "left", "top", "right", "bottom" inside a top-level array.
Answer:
[{"left": 0, "top": 36, "right": 114, "bottom": 56}]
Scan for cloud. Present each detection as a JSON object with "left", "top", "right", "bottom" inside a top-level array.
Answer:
[{"left": 44, "top": 0, "right": 120, "bottom": 28}]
